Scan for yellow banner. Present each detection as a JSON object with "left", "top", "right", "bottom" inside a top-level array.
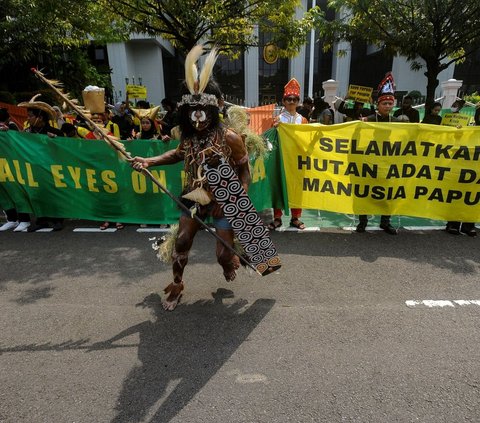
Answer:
[
  {"left": 441, "top": 113, "right": 472, "bottom": 127},
  {"left": 278, "top": 122, "right": 480, "bottom": 221},
  {"left": 347, "top": 84, "right": 373, "bottom": 103},
  {"left": 126, "top": 84, "right": 147, "bottom": 99}
]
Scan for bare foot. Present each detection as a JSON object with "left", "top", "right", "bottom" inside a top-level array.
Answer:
[
  {"left": 223, "top": 256, "right": 240, "bottom": 282},
  {"left": 223, "top": 269, "right": 237, "bottom": 282},
  {"left": 162, "top": 282, "right": 184, "bottom": 311}
]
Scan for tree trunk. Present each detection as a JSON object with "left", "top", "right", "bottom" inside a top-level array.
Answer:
[{"left": 424, "top": 60, "right": 441, "bottom": 115}]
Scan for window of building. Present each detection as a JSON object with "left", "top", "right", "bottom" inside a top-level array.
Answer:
[
  {"left": 214, "top": 54, "right": 245, "bottom": 105},
  {"left": 258, "top": 32, "right": 288, "bottom": 104}
]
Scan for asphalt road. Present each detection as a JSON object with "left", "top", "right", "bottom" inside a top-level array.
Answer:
[{"left": 1, "top": 222, "right": 480, "bottom": 422}]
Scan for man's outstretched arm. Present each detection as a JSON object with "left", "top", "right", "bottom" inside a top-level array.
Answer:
[{"left": 130, "top": 149, "right": 184, "bottom": 170}]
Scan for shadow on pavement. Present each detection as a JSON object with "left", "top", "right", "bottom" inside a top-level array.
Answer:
[
  {"left": 100, "top": 290, "right": 274, "bottom": 423},
  {"left": 269, "top": 231, "right": 480, "bottom": 274},
  {"left": 0, "top": 290, "right": 275, "bottom": 422},
  {"left": 2, "top": 227, "right": 479, "bottom": 305}
]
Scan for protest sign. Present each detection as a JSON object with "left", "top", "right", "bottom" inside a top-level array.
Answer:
[{"left": 347, "top": 85, "right": 373, "bottom": 103}]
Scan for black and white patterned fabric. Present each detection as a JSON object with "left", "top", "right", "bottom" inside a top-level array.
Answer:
[{"left": 204, "top": 158, "right": 281, "bottom": 276}]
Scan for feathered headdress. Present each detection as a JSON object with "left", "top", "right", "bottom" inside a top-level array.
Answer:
[
  {"left": 377, "top": 72, "right": 395, "bottom": 103},
  {"left": 178, "top": 45, "right": 219, "bottom": 108}
]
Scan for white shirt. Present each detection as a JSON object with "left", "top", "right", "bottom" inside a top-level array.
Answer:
[{"left": 278, "top": 110, "right": 305, "bottom": 124}]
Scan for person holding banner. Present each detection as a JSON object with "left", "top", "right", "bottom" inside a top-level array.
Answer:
[
  {"left": 336, "top": 97, "right": 374, "bottom": 122},
  {"left": 312, "top": 98, "right": 334, "bottom": 125},
  {"left": 297, "top": 96, "right": 314, "bottom": 121},
  {"left": 16, "top": 98, "right": 64, "bottom": 232},
  {"left": 136, "top": 117, "right": 159, "bottom": 139},
  {"left": 0, "top": 108, "right": 20, "bottom": 131},
  {"left": 159, "top": 98, "right": 179, "bottom": 138},
  {"left": 357, "top": 73, "right": 400, "bottom": 235},
  {"left": 111, "top": 102, "right": 134, "bottom": 140},
  {"left": 421, "top": 102, "right": 442, "bottom": 125},
  {"left": 0, "top": 108, "right": 32, "bottom": 232},
  {"left": 393, "top": 95, "right": 420, "bottom": 123},
  {"left": 269, "top": 78, "right": 307, "bottom": 230},
  {"left": 445, "top": 100, "right": 476, "bottom": 237}
]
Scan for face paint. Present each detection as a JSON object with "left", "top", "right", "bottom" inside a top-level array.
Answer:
[{"left": 189, "top": 108, "right": 210, "bottom": 131}]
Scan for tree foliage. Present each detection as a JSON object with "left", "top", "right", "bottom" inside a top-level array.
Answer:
[
  {"left": 0, "top": 0, "right": 128, "bottom": 66},
  {"left": 101, "top": 0, "right": 323, "bottom": 58},
  {"left": 0, "top": 0, "right": 129, "bottom": 96},
  {"left": 317, "top": 0, "right": 480, "bottom": 107}
]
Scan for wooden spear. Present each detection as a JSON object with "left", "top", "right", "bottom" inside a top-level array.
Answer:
[{"left": 31, "top": 68, "right": 260, "bottom": 274}]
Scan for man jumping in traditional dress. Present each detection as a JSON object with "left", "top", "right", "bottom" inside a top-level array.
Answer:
[{"left": 130, "top": 46, "right": 251, "bottom": 311}]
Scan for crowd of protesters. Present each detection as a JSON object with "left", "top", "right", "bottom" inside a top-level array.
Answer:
[
  {"left": 284, "top": 78, "right": 479, "bottom": 236},
  {"left": 0, "top": 97, "right": 178, "bottom": 232},
  {"left": 1, "top": 80, "right": 479, "bottom": 236}
]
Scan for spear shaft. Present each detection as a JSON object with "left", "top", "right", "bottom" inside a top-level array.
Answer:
[{"left": 31, "top": 68, "right": 259, "bottom": 274}]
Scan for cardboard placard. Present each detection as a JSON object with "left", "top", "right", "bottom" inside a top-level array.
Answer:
[
  {"left": 441, "top": 113, "right": 471, "bottom": 127},
  {"left": 347, "top": 85, "right": 373, "bottom": 103},
  {"left": 126, "top": 85, "right": 148, "bottom": 99}
]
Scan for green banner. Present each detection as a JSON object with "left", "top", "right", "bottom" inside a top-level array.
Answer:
[
  {"left": 0, "top": 131, "right": 285, "bottom": 224},
  {"left": 252, "top": 128, "right": 288, "bottom": 211}
]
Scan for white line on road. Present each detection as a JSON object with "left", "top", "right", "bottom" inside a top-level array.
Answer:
[
  {"left": 406, "top": 300, "right": 480, "bottom": 308},
  {"left": 73, "top": 228, "right": 117, "bottom": 232},
  {"left": 0, "top": 224, "right": 457, "bottom": 234},
  {"left": 402, "top": 226, "right": 445, "bottom": 231},
  {"left": 136, "top": 228, "right": 170, "bottom": 233}
]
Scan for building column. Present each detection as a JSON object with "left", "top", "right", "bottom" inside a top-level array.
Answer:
[
  {"left": 289, "top": 0, "right": 308, "bottom": 96},
  {"left": 331, "top": 9, "right": 352, "bottom": 98},
  {"left": 332, "top": 41, "right": 352, "bottom": 98},
  {"left": 440, "top": 79, "right": 463, "bottom": 109},
  {"left": 245, "top": 26, "right": 259, "bottom": 107},
  {"left": 107, "top": 43, "right": 131, "bottom": 103}
]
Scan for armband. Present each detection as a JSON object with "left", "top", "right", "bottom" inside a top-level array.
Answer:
[{"left": 235, "top": 153, "right": 249, "bottom": 166}]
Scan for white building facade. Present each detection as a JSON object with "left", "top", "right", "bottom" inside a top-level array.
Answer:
[{"left": 104, "top": 0, "right": 467, "bottom": 107}]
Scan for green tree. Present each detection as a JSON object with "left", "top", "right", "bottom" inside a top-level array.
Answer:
[
  {"left": 100, "top": 0, "right": 322, "bottom": 58},
  {"left": 317, "top": 0, "right": 480, "bottom": 109},
  {"left": 0, "top": 0, "right": 129, "bottom": 96}
]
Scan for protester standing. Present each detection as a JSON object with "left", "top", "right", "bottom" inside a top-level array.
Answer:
[
  {"left": 16, "top": 98, "right": 64, "bottom": 231},
  {"left": 421, "top": 102, "right": 442, "bottom": 125},
  {"left": 111, "top": 102, "right": 134, "bottom": 140},
  {"left": 357, "top": 73, "right": 400, "bottom": 235},
  {"left": 268, "top": 78, "right": 307, "bottom": 231},
  {"left": 0, "top": 108, "right": 31, "bottom": 232},
  {"left": 159, "top": 98, "right": 179, "bottom": 138},
  {"left": 393, "top": 95, "right": 420, "bottom": 123},
  {"left": 336, "top": 97, "right": 374, "bottom": 121},
  {"left": 445, "top": 99, "right": 476, "bottom": 236},
  {"left": 297, "top": 97, "right": 314, "bottom": 121}
]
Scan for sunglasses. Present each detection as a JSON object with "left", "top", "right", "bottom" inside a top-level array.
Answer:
[{"left": 284, "top": 97, "right": 299, "bottom": 103}]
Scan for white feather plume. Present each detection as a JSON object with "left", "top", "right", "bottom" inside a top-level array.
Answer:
[
  {"left": 199, "top": 47, "right": 218, "bottom": 93},
  {"left": 185, "top": 45, "right": 203, "bottom": 94}
]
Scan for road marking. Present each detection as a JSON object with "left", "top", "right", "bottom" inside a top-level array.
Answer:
[
  {"left": 136, "top": 228, "right": 170, "bottom": 233},
  {"left": 73, "top": 228, "right": 117, "bottom": 232},
  {"left": 343, "top": 226, "right": 385, "bottom": 231},
  {"left": 0, "top": 223, "right": 464, "bottom": 234},
  {"left": 402, "top": 226, "right": 445, "bottom": 231},
  {"left": 406, "top": 300, "right": 480, "bottom": 308}
]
